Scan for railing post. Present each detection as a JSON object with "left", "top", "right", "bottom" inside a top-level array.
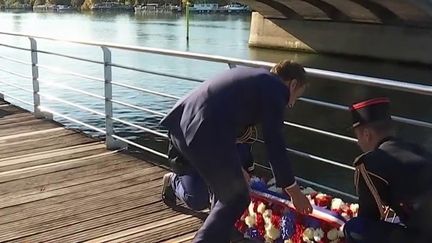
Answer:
[
  {"left": 102, "top": 46, "right": 127, "bottom": 150},
  {"left": 29, "top": 37, "right": 51, "bottom": 119},
  {"left": 228, "top": 63, "right": 237, "bottom": 69}
]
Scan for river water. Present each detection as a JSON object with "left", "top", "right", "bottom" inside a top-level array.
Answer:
[{"left": 0, "top": 11, "right": 431, "bottom": 196}]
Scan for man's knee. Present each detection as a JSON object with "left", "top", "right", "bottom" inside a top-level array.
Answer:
[{"left": 184, "top": 194, "right": 210, "bottom": 211}]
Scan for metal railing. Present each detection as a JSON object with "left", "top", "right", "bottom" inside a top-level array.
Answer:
[{"left": 1, "top": 31, "right": 431, "bottom": 200}]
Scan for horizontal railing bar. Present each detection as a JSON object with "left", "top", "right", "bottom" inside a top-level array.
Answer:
[
  {"left": 284, "top": 121, "right": 357, "bottom": 142},
  {"left": 39, "top": 92, "right": 105, "bottom": 117},
  {"left": 111, "top": 81, "right": 180, "bottom": 99},
  {"left": 305, "top": 68, "right": 432, "bottom": 97},
  {"left": 111, "top": 99, "right": 166, "bottom": 117},
  {"left": 110, "top": 63, "right": 204, "bottom": 83},
  {"left": 0, "top": 80, "right": 33, "bottom": 93},
  {"left": 254, "top": 163, "right": 358, "bottom": 200},
  {"left": 111, "top": 117, "right": 168, "bottom": 138},
  {"left": 0, "top": 55, "right": 31, "bottom": 65},
  {"left": 0, "top": 93, "right": 33, "bottom": 106},
  {"left": 1, "top": 31, "right": 431, "bottom": 96},
  {"left": 300, "top": 97, "right": 432, "bottom": 129},
  {"left": 37, "top": 64, "right": 105, "bottom": 82},
  {"left": 38, "top": 78, "right": 105, "bottom": 100},
  {"left": 112, "top": 134, "right": 168, "bottom": 159},
  {"left": 36, "top": 49, "right": 104, "bottom": 65},
  {"left": 0, "top": 67, "right": 32, "bottom": 79},
  {"left": 0, "top": 42, "right": 31, "bottom": 52},
  {"left": 39, "top": 106, "right": 106, "bottom": 134},
  {"left": 256, "top": 138, "right": 355, "bottom": 171}
]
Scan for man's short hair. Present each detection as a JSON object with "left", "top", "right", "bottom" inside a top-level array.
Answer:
[
  {"left": 361, "top": 120, "right": 395, "bottom": 135},
  {"left": 270, "top": 60, "right": 307, "bottom": 85}
]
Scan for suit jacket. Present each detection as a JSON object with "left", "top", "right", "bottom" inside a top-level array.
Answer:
[{"left": 160, "top": 67, "right": 295, "bottom": 187}]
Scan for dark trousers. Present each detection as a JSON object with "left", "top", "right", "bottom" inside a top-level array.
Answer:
[
  {"left": 344, "top": 217, "right": 428, "bottom": 243},
  {"left": 171, "top": 170, "right": 211, "bottom": 211},
  {"left": 169, "top": 121, "right": 250, "bottom": 243}
]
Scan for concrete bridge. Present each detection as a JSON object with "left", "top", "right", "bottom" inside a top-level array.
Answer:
[{"left": 238, "top": 0, "right": 432, "bottom": 64}]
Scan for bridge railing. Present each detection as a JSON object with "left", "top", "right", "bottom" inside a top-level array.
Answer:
[{"left": 0, "top": 31, "right": 431, "bottom": 200}]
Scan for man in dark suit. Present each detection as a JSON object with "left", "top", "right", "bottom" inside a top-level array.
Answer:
[
  {"left": 162, "top": 139, "right": 255, "bottom": 211},
  {"left": 160, "top": 60, "right": 312, "bottom": 243},
  {"left": 344, "top": 97, "right": 432, "bottom": 243}
]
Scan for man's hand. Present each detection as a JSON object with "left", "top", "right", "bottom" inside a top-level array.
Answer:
[{"left": 285, "top": 183, "right": 313, "bottom": 215}]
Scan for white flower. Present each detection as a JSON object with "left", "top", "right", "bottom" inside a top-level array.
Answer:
[
  {"left": 257, "top": 202, "right": 266, "bottom": 214},
  {"left": 313, "top": 228, "right": 324, "bottom": 241},
  {"left": 327, "top": 228, "right": 339, "bottom": 241},
  {"left": 331, "top": 198, "right": 344, "bottom": 211},
  {"left": 284, "top": 240, "right": 293, "bottom": 243},
  {"left": 265, "top": 224, "right": 281, "bottom": 240},
  {"left": 302, "top": 187, "right": 317, "bottom": 195},
  {"left": 263, "top": 209, "right": 273, "bottom": 218},
  {"left": 302, "top": 227, "right": 314, "bottom": 241},
  {"left": 248, "top": 202, "right": 256, "bottom": 216},
  {"left": 264, "top": 235, "right": 273, "bottom": 243},
  {"left": 245, "top": 215, "right": 256, "bottom": 227},
  {"left": 337, "top": 229, "right": 344, "bottom": 238},
  {"left": 350, "top": 203, "right": 359, "bottom": 214}
]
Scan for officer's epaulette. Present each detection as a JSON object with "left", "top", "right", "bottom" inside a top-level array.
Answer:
[{"left": 353, "top": 151, "right": 373, "bottom": 166}]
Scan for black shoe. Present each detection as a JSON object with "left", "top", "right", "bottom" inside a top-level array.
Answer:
[{"left": 162, "top": 172, "right": 177, "bottom": 206}]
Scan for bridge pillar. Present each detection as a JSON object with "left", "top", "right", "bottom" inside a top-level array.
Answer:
[{"left": 249, "top": 12, "right": 432, "bottom": 65}]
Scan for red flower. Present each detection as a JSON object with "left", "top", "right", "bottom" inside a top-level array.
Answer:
[
  {"left": 315, "top": 194, "right": 332, "bottom": 208},
  {"left": 271, "top": 214, "right": 281, "bottom": 229},
  {"left": 234, "top": 220, "right": 247, "bottom": 233}
]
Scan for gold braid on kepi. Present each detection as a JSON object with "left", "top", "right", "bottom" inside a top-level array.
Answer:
[{"left": 236, "top": 126, "right": 257, "bottom": 144}]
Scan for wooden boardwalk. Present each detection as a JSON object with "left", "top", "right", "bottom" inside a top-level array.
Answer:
[{"left": 0, "top": 100, "right": 205, "bottom": 243}]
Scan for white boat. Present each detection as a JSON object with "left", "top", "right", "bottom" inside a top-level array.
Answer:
[{"left": 188, "top": 3, "right": 219, "bottom": 13}]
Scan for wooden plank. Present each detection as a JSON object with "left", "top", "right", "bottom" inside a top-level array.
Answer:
[
  {"left": 1, "top": 177, "right": 164, "bottom": 224},
  {"left": 0, "top": 128, "right": 73, "bottom": 146},
  {"left": 110, "top": 217, "right": 202, "bottom": 243},
  {"left": 0, "top": 166, "right": 165, "bottom": 209},
  {"left": 0, "top": 114, "right": 35, "bottom": 126},
  {"left": 0, "top": 144, "right": 108, "bottom": 174},
  {"left": 0, "top": 134, "right": 96, "bottom": 159},
  {"left": 0, "top": 186, "right": 163, "bottom": 235},
  {"left": 0, "top": 142, "right": 105, "bottom": 168},
  {"left": 83, "top": 214, "right": 194, "bottom": 243},
  {"left": 0, "top": 127, "right": 64, "bottom": 142},
  {"left": 0, "top": 117, "right": 51, "bottom": 129},
  {"left": 0, "top": 167, "right": 165, "bottom": 215},
  {"left": 0, "top": 143, "right": 109, "bottom": 181},
  {"left": 162, "top": 232, "right": 196, "bottom": 243},
  {"left": 0, "top": 156, "right": 145, "bottom": 196},
  {"left": 7, "top": 202, "right": 180, "bottom": 242}
]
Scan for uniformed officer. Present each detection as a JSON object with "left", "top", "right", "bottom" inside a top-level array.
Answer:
[
  {"left": 159, "top": 60, "right": 312, "bottom": 243},
  {"left": 344, "top": 97, "right": 432, "bottom": 243}
]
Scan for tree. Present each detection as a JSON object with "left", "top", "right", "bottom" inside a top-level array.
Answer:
[
  {"left": 70, "top": 0, "right": 83, "bottom": 7},
  {"left": 33, "top": 0, "right": 45, "bottom": 5}
]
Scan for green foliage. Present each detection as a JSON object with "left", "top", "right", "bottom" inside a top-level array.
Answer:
[{"left": 70, "top": 0, "right": 83, "bottom": 7}]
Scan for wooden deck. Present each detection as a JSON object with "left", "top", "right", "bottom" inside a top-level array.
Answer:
[{"left": 0, "top": 100, "right": 205, "bottom": 242}]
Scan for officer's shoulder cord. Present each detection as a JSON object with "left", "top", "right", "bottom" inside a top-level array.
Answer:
[
  {"left": 236, "top": 126, "right": 258, "bottom": 144},
  {"left": 355, "top": 164, "right": 390, "bottom": 220}
]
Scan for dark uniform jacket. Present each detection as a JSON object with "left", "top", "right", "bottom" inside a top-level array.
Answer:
[
  {"left": 160, "top": 67, "right": 295, "bottom": 187},
  {"left": 354, "top": 137, "right": 432, "bottom": 224}
]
